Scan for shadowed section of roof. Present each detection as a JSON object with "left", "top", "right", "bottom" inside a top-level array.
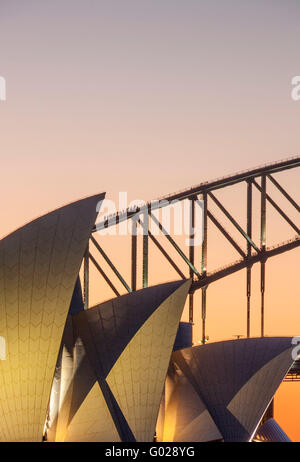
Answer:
[
  {"left": 173, "top": 337, "right": 295, "bottom": 442},
  {"left": 0, "top": 193, "right": 105, "bottom": 442},
  {"left": 47, "top": 279, "right": 191, "bottom": 442},
  {"left": 68, "top": 277, "right": 84, "bottom": 316},
  {"left": 254, "top": 418, "right": 292, "bottom": 442}
]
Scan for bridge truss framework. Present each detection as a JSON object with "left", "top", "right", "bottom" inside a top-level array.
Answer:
[{"left": 83, "top": 157, "right": 300, "bottom": 359}]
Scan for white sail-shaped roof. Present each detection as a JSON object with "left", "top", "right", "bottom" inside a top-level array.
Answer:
[
  {"left": 0, "top": 193, "right": 104, "bottom": 441},
  {"left": 47, "top": 279, "right": 191, "bottom": 442},
  {"left": 171, "top": 337, "right": 295, "bottom": 442}
]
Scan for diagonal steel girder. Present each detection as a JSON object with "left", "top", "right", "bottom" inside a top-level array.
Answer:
[
  {"left": 207, "top": 210, "right": 246, "bottom": 258},
  {"left": 89, "top": 252, "right": 120, "bottom": 297},
  {"left": 90, "top": 235, "right": 132, "bottom": 293},
  {"left": 267, "top": 174, "right": 300, "bottom": 213},
  {"left": 208, "top": 191, "right": 260, "bottom": 253},
  {"left": 149, "top": 211, "right": 201, "bottom": 278},
  {"left": 137, "top": 217, "right": 185, "bottom": 279},
  {"left": 253, "top": 179, "right": 300, "bottom": 235}
]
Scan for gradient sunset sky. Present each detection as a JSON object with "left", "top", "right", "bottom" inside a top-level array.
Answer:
[{"left": 0, "top": 0, "right": 299, "bottom": 440}]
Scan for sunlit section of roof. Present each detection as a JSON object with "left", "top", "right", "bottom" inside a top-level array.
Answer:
[{"left": 0, "top": 193, "right": 105, "bottom": 441}]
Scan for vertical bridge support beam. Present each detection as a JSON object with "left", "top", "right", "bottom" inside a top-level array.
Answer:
[
  {"left": 84, "top": 243, "right": 89, "bottom": 310},
  {"left": 261, "top": 174, "right": 266, "bottom": 250},
  {"left": 260, "top": 174, "right": 266, "bottom": 337},
  {"left": 201, "top": 192, "right": 208, "bottom": 344},
  {"left": 260, "top": 260, "right": 266, "bottom": 338},
  {"left": 189, "top": 198, "right": 195, "bottom": 323},
  {"left": 246, "top": 180, "right": 252, "bottom": 338},
  {"left": 202, "top": 286, "right": 207, "bottom": 344},
  {"left": 246, "top": 267, "right": 251, "bottom": 338},
  {"left": 142, "top": 212, "right": 148, "bottom": 288},
  {"left": 131, "top": 221, "right": 137, "bottom": 291}
]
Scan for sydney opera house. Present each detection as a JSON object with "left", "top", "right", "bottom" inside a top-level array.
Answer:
[{"left": 0, "top": 193, "right": 296, "bottom": 442}]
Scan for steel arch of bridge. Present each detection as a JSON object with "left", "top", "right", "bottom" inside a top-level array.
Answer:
[{"left": 85, "top": 156, "right": 300, "bottom": 344}]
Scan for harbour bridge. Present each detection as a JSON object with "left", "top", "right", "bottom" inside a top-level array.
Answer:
[{"left": 84, "top": 156, "right": 300, "bottom": 380}]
